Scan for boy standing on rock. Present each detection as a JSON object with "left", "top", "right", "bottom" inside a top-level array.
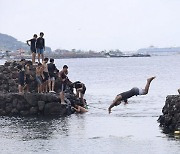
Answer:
[
  {"left": 42, "top": 58, "right": 49, "bottom": 93},
  {"left": 108, "top": 76, "right": 156, "bottom": 114},
  {"left": 48, "top": 58, "right": 58, "bottom": 92},
  {"left": 24, "top": 61, "right": 33, "bottom": 93},
  {"left": 36, "top": 63, "right": 44, "bottom": 93},
  {"left": 27, "top": 34, "right": 37, "bottom": 64},
  {"left": 17, "top": 59, "right": 26, "bottom": 93},
  {"left": 58, "top": 65, "right": 71, "bottom": 105},
  {"left": 36, "top": 32, "right": 45, "bottom": 63}
]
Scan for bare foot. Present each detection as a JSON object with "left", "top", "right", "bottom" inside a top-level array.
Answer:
[
  {"left": 61, "top": 102, "right": 66, "bottom": 105},
  {"left": 147, "top": 76, "right": 156, "bottom": 83},
  {"left": 18, "top": 92, "right": 24, "bottom": 95}
]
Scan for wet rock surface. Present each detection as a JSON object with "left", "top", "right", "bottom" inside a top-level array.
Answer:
[
  {"left": 158, "top": 95, "right": 180, "bottom": 133},
  {"left": 0, "top": 93, "right": 74, "bottom": 116},
  {"left": 0, "top": 61, "right": 84, "bottom": 116}
]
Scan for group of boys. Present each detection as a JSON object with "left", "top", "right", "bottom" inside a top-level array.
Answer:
[
  {"left": 26, "top": 32, "right": 158, "bottom": 114},
  {"left": 24, "top": 32, "right": 88, "bottom": 113},
  {"left": 17, "top": 58, "right": 87, "bottom": 113},
  {"left": 35, "top": 58, "right": 58, "bottom": 94},
  {"left": 17, "top": 58, "right": 57, "bottom": 93}
]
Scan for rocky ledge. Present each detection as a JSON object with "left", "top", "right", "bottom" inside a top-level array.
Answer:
[
  {"left": 0, "top": 60, "right": 84, "bottom": 116},
  {"left": 158, "top": 95, "right": 180, "bottom": 133},
  {"left": 0, "top": 93, "right": 72, "bottom": 116}
]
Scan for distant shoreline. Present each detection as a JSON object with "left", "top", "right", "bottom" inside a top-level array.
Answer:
[{"left": 1, "top": 53, "right": 151, "bottom": 60}]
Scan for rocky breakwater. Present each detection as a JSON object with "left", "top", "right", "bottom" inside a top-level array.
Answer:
[
  {"left": 158, "top": 95, "right": 180, "bottom": 133},
  {"left": 0, "top": 60, "right": 83, "bottom": 116}
]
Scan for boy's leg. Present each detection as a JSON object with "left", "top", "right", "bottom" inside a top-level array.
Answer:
[
  {"left": 37, "top": 48, "right": 40, "bottom": 63},
  {"left": 59, "top": 84, "right": 66, "bottom": 104},
  {"left": 143, "top": 76, "right": 156, "bottom": 95},
  {"left": 32, "top": 52, "right": 34, "bottom": 64},
  {"left": 46, "top": 80, "right": 48, "bottom": 92},
  {"left": 26, "top": 84, "right": 29, "bottom": 93},
  {"left": 52, "top": 80, "right": 55, "bottom": 91},
  {"left": 40, "top": 84, "right": 43, "bottom": 93},
  {"left": 32, "top": 53, "right": 34, "bottom": 64},
  {"left": 41, "top": 54, "right": 44, "bottom": 63},
  {"left": 60, "top": 91, "right": 65, "bottom": 104},
  {"left": 18, "top": 85, "right": 22, "bottom": 93},
  {"left": 38, "top": 85, "right": 40, "bottom": 93},
  {"left": 48, "top": 80, "right": 51, "bottom": 91},
  {"left": 44, "top": 81, "right": 46, "bottom": 92},
  {"left": 38, "top": 53, "right": 40, "bottom": 63},
  {"left": 42, "top": 82, "right": 46, "bottom": 93}
]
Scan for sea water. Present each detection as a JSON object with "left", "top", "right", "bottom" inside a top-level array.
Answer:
[{"left": 0, "top": 55, "right": 180, "bottom": 154}]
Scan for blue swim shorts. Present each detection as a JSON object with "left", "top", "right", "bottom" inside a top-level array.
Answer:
[{"left": 37, "top": 48, "right": 44, "bottom": 54}]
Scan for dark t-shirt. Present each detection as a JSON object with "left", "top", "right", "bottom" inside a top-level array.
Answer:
[
  {"left": 36, "top": 37, "right": 45, "bottom": 49},
  {"left": 48, "top": 63, "right": 58, "bottom": 77},
  {"left": 29, "top": 38, "right": 36, "bottom": 51},
  {"left": 17, "top": 64, "right": 25, "bottom": 84}
]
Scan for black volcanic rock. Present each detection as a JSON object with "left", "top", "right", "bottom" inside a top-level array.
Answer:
[
  {"left": 0, "top": 60, "right": 85, "bottom": 117},
  {"left": 158, "top": 95, "right": 180, "bottom": 133}
]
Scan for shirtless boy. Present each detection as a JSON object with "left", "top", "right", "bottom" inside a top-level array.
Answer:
[{"left": 36, "top": 63, "right": 44, "bottom": 93}]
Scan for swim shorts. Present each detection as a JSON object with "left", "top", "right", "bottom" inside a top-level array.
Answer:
[
  {"left": 138, "top": 88, "right": 146, "bottom": 95},
  {"left": 37, "top": 48, "right": 44, "bottom": 54},
  {"left": 36, "top": 76, "right": 42, "bottom": 85}
]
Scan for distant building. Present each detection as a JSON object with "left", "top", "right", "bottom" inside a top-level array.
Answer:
[{"left": 137, "top": 46, "right": 180, "bottom": 55}]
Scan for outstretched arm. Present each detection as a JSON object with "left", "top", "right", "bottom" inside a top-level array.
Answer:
[
  {"left": 108, "top": 95, "right": 122, "bottom": 114},
  {"left": 108, "top": 102, "right": 116, "bottom": 114}
]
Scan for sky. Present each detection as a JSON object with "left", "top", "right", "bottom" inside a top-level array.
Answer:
[{"left": 0, "top": 0, "right": 180, "bottom": 51}]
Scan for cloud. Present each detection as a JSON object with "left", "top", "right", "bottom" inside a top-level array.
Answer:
[{"left": 1, "top": 0, "right": 180, "bottom": 51}]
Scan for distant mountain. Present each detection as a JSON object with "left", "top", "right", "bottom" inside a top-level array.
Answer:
[{"left": 0, "top": 33, "right": 51, "bottom": 52}]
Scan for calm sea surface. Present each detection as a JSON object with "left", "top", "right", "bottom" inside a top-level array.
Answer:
[{"left": 0, "top": 55, "right": 180, "bottom": 154}]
